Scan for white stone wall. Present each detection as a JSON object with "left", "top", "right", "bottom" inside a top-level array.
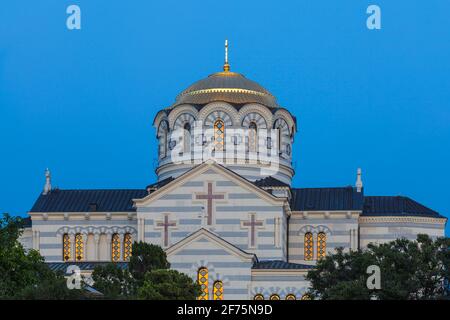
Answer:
[
  {"left": 250, "top": 270, "right": 310, "bottom": 300},
  {"left": 288, "top": 211, "right": 360, "bottom": 265},
  {"left": 27, "top": 213, "right": 137, "bottom": 262},
  {"left": 359, "top": 216, "right": 446, "bottom": 247},
  {"left": 137, "top": 166, "right": 288, "bottom": 261}
]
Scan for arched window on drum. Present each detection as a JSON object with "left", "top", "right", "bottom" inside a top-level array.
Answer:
[
  {"left": 183, "top": 122, "right": 191, "bottom": 154},
  {"left": 248, "top": 121, "right": 258, "bottom": 153},
  {"left": 214, "top": 119, "right": 225, "bottom": 151}
]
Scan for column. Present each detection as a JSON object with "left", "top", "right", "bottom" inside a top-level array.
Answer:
[
  {"left": 33, "top": 230, "right": 40, "bottom": 251},
  {"left": 119, "top": 233, "right": 125, "bottom": 261},
  {"left": 94, "top": 234, "right": 100, "bottom": 261},
  {"left": 313, "top": 232, "right": 318, "bottom": 260},
  {"left": 105, "top": 234, "right": 112, "bottom": 261},
  {"left": 70, "top": 234, "right": 76, "bottom": 262},
  {"left": 82, "top": 233, "right": 88, "bottom": 261}
]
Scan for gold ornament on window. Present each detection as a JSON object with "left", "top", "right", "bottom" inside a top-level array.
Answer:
[
  {"left": 317, "top": 232, "right": 327, "bottom": 259},
  {"left": 75, "top": 233, "right": 83, "bottom": 261},
  {"left": 111, "top": 233, "right": 121, "bottom": 262},
  {"left": 214, "top": 119, "right": 225, "bottom": 151},
  {"left": 123, "top": 233, "right": 132, "bottom": 261},
  {"left": 213, "top": 280, "right": 223, "bottom": 300},
  {"left": 197, "top": 267, "right": 209, "bottom": 300},
  {"left": 63, "top": 234, "right": 71, "bottom": 261},
  {"left": 285, "top": 294, "right": 296, "bottom": 300},
  {"left": 304, "top": 232, "right": 314, "bottom": 261}
]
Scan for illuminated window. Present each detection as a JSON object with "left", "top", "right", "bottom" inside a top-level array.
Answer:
[
  {"left": 123, "top": 233, "right": 132, "bottom": 261},
  {"left": 63, "top": 234, "right": 71, "bottom": 261},
  {"left": 304, "top": 232, "right": 314, "bottom": 261},
  {"left": 317, "top": 232, "right": 327, "bottom": 259},
  {"left": 270, "top": 294, "right": 280, "bottom": 300},
  {"left": 111, "top": 233, "right": 121, "bottom": 262},
  {"left": 197, "top": 267, "right": 209, "bottom": 300},
  {"left": 213, "top": 280, "right": 223, "bottom": 300},
  {"left": 248, "top": 122, "right": 257, "bottom": 152},
  {"left": 301, "top": 294, "right": 311, "bottom": 300},
  {"left": 214, "top": 119, "right": 225, "bottom": 151},
  {"left": 75, "top": 233, "right": 83, "bottom": 261},
  {"left": 285, "top": 294, "right": 296, "bottom": 300},
  {"left": 254, "top": 294, "right": 264, "bottom": 300}
]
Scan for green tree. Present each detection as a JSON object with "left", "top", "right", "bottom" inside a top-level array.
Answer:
[
  {"left": 92, "top": 241, "right": 199, "bottom": 299},
  {"left": 306, "top": 234, "right": 450, "bottom": 300},
  {"left": 128, "top": 242, "right": 170, "bottom": 281},
  {"left": 137, "top": 269, "right": 201, "bottom": 300},
  {"left": 92, "top": 263, "right": 136, "bottom": 299},
  {"left": 0, "top": 213, "right": 83, "bottom": 299}
]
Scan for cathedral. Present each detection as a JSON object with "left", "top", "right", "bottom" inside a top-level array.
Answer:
[{"left": 19, "top": 42, "right": 447, "bottom": 300}]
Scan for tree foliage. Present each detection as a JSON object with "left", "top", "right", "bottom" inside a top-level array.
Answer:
[
  {"left": 306, "top": 234, "right": 450, "bottom": 300},
  {"left": 92, "top": 241, "right": 199, "bottom": 300},
  {"left": 0, "top": 213, "right": 83, "bottom": 299},
  {"left": 137, "top": 269, "right": 201, "bottom": 300},
  {"left": 92, "top": 263, "right": 137, "bottom": 299}
]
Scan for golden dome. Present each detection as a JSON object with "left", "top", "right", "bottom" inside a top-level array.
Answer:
[{"left": 171, "top": 71, "right": 278, "bottom": 108}]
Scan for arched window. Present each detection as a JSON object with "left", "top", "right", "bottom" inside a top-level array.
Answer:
[
  {"left": 301, "top": 294, "right": 311, "bottom": 300},
  {"left": 111, "top": 233, "right": 121, "bottom": 262},
  {"left": 213, "top": 280, "right": 223, "bottom": 300},
  {"left": 277, "top": 127, "right": 282, "bottom": 154},
  {"left": 304, "top": 232, "right": 314, "bottom": 261},
  {"left": 158, "top": 121, "right": 169, "bottom": 159},
  {"left": 123, "top": 233, "right": 132, "bottom": 261},
  {"left": 248, "top": 122, "right": 257, "bottom": 152},
  {"left": 183, "top": 122, "right": 191, "bottom": 153},
  {"left": 63, "top": 234, "right": 71, "bottom": 261},
  {"left": 197, "top": 267, "right": 209, "bottom": 300},
  {"left": 254, "top": 294, "right": 264, "bottom": 300},
  {"left": 317, "top": 232, "right": 327, "bottom": 259},
  {"left": 285, "top": 294, "right": 296, "bottom": 300},
  {"left": 270, "top": 294, "right": 280, "bottom": 300},
  {"left": 75, "top": 233, "right": 83, "bottom": 261},
  {"left": 214, "top": 119, "right": 225, "bottom": 151}
]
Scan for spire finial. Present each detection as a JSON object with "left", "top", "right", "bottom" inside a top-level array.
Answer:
[
  {"left": 356, "top": 168, "right": 363, "bottom": 193},
  {"left": 223, "top": 39, "right": 230, "bottom": 72},
  {"left": 43, "top": 168, "right": 52, "bottom": 195}
]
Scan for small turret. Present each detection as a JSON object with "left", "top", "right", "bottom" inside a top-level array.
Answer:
[{"left": 43, "top": 168, "right": 52, "bottom": 195}]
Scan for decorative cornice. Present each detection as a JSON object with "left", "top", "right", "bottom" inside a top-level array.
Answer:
[{"left": 359, "top": 216, "right": 447, "bottom": 225}]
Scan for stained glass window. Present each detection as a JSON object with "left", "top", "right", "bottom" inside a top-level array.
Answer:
[
  {"left": 197, "top": 267, "right": 209, "bottom": 300},
  {"left": 75, "top": 233, "right": 83, "bottom": 261},
  {"left": 63, "top": 234, "right": 71, "bottom": 261},
  {"left": 270, "top": 294, "right": 280, "bottom": 300},
  {"left": 317, "top": 232, "right": 327, "bottom": 259},
  {"left": 213, "top": 281, "right": 223, "bottom": 300},
  {"left": 111, "top": 233, "right": 121, "bottom": 262},
  {"left": 285, "top": 294, "right": 296, "bottom": 300},
  {"left": 304, "top": 232, "right": 314, "bottom": 261},
  {"left": 214, "top": 119, "right": 225, "bottom": 151},
  {"left": 301, "top": 294, "right": 311, "bottom": 300},
  {"left": 249, "top": 122, "right": 257, "bottom": 152},
  {"left": 254, "top": 294, "right": 264, "bottom": 300},
  {"left": 123, "top": 233, "right": 132, "bottom": 261}
]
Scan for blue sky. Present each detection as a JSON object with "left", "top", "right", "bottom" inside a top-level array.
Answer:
[{"left": 0, "top": 1, "right": 449, "bottom": 234}]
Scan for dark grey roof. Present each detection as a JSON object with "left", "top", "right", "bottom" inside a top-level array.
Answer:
[
  {"left": 146, "top": 177, "right": 175, "bottom": 191},
  {"left": 46, "top": 262, "right": 128, "bottom": 274},
  {"left": 30, "top": 189, "right": 148, "bottom": 213},
  {"left": 290, "top": 187, "right": 364, "bottom": 211},
  {"left": 254, "top": 176, "right": 290, "bottom": 188},
  {"left": 252, "top": 260, "right": 314, "bottom": 270},
  {"left": 362, "top": 196, "right": 445, "bottom": 218}
]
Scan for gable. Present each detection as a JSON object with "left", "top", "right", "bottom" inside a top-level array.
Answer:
[
  {"left": 134, "top": 162, "right": 286, "bottom": 208},
  {"left": 166, "top": 228, "right": 256, "bottom": 263}
]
